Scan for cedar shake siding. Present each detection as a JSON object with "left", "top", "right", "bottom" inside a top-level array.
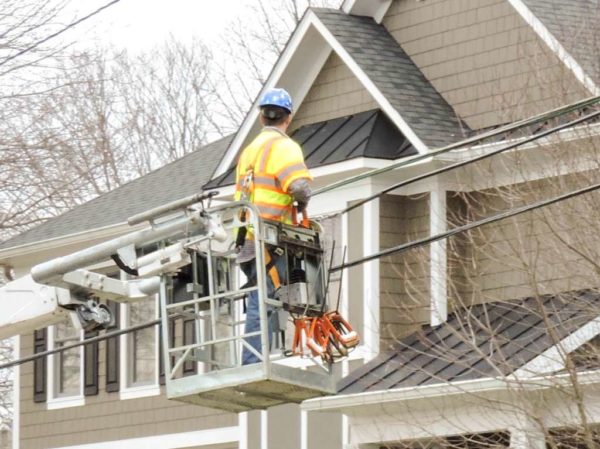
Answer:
[
  {"left": 448, "top": 172, "right": 600, "bottom": 306},
  {"left": 19, "top": 330, "right": 236, "bottom": 449},
  {"left": 379, "top": 194, "right": 431, "bottom": 348},
  {"left": 292, "top": 53, "right": 378, "bottom": 130},
  {"left": 382, "top": 0, "right": 588, "bottom": 130}
]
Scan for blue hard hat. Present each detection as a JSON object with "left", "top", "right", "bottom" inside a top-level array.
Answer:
[{"left": 258, "top": 88, "right": 293, "bottom": 113}]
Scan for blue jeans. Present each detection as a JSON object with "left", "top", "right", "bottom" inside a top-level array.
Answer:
[{"left": 241, "top": 253, "right": 286, "bottom": 365}]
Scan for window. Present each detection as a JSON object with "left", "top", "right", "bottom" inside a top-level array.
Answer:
[
  {"left": 120, "top": 294, "right": 160, "bottom": 399},
  {"left": 47, "top": 322, "right": 85, "bottom": 409},
  {"left": 129, "top": 297, "right": 156, "bottom": 385}
]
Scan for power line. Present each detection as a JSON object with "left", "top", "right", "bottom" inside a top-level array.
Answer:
[
  {"left": 341, "top": 108, "right": 600, "bottom": 215},
  {"left": 312, "top": 95, "right": 600, "bottom": 197},
  {"left": 331, "top": 179, "right": 600, "bottom": 272},
  {"left": 0, "top": 0, "right": 123, "bottom": 69},
  {"left": 0, "top": 318, "right": 159, "bottom": 371},
  {"left": 330, "top": 108, "right": 600, "bottom": 271}
]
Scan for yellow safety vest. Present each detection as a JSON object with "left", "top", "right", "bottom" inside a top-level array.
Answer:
[{"left": 235, "top": 129, "right": 312, "bottom": 224}]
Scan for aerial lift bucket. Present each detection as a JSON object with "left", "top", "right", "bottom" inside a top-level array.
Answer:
[{"left": 159, "top": 202, "right": 336, "bottom": 412}]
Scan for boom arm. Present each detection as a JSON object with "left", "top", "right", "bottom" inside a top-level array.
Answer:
[{"left": 0, "top": 193, "right": 227, "bottom": 340}]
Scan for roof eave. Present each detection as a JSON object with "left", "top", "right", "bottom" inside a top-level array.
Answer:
[
  {"left": 507, "top": 0, "right": 600, "bottom": 96},
  {"left": 0, "top": 221, "right": 137, "bottom": 262},
  {"left": 341, "top": 0, "right": 392, "bottom": 23},
  {"left": 301, "top": 371, "right": 600, "bottom": 414}
]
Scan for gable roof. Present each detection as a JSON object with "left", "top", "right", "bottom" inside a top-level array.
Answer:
[
  {"left": 0, "top": 136, "right": 231, "bottom": 252},
  {"left": 213, "top": 7, "right": 469, "bottom": 177},
  {"left": 339, "top": 289, "right": 600, "bottom": 394},
  {"left": 205, "top": 109, "right": 417, "bottom": 189},
  {"left": 509, "top": 0, "right": 600, "bottom": 95},
  {"left": 312, "top": 8, "right": 468, "bottom": 149},
  {"left": 519, "top": 0, "right": 599, "bottom": 85}
]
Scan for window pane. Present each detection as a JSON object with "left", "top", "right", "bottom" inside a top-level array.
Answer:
[
  {"left": 55, "top": 322, "right": 80, "bottom": 396},
  {"left": 129, "top": 297, "right": 156, "bottom": 385}
]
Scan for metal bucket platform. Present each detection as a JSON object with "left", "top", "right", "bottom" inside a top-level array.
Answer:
[
  {"left": 167, "top": 362, "right": 335, "bottom": 412},
  {"left": 158, "top": 203, "right": 336, "bottom": 413}
]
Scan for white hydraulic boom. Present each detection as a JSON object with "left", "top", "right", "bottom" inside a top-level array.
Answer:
[
  {"left": 0, "top": 192, "right": 347, "bottom": 411},
  {"left": 0, "top": 192, "right": 227, "bottom": 340}
]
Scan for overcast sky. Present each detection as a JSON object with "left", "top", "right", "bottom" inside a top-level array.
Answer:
[{"left": 66, "top": 0, "right": 251, "bottom": 51}]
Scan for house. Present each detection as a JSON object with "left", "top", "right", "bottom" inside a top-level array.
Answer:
[{"left": 1, "top": 0, "right": 600, "bottom": 448}]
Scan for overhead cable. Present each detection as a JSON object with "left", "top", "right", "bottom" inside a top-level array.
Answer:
[
  {"left": 341, "top": 108, "right": 600, "bottom": 215},
  {"left": 331, "top": 175, "right": 600, "bottom": 272},
  {"left": 0, "top": 318, "right": 159, "bottom": 371},
  {"left": 0, "top": 0, "right": 123, "bottom": 68},
  {"left": 313, "top": 95, "right": 600, "bottom": 197}
]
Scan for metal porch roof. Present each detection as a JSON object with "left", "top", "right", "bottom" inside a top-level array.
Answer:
[
  {"left": 339, "top": 289, "right": 600, "bottom": 394},
  {"left": 204, "top": 109, "right": 417, "bottom": 189}
]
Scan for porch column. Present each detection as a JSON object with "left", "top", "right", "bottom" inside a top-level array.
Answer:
[
  {"left": 509, "top": 417, "right": 546, "bottom": 449},
  {"left": 363, "top": 198, "right": 380, "bottom": 359},
  {"left": 429, "top": 185, "right": 447, "bottom": 326}
]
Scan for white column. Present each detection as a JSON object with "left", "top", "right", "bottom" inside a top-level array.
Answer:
[
  {"left": 509, "top": 420, "right": 546, "bottom": 449},
  {"left": 429, "top": 186, "right": 447, "bottom": 326},
  {"left": 363, "top": 198, "right": 380, "bottom": 359},
  {"left": 341, "top": 209, "right": 351, "bottom": 449},
  {"left": 261, "top": 410, "right": 268, "bottom": 449}
]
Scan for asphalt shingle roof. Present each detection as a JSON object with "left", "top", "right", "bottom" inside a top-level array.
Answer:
[
  {"left": 521, "top": 0, "right": 600, "bottom": 85},
  {"left": 339, "top": 289, "right": 600, "bottom": 394},
  {"left": 312, "top": 8, "right": 469, "bottom": 149},
  {"left": 205, "top": 109, "right": 417, "bottom": 189},
  {"left": 0, "top": 136, "right": 232, "bottom": 251}
]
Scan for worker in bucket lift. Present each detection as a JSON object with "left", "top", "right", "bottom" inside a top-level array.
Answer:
[{"left": 234, "top": 87, "right": 312, "bottom": 365}]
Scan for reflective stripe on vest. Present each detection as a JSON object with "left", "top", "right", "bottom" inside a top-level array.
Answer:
[{"left": 235, "top": 135, "right": 294, "bottom": 224}]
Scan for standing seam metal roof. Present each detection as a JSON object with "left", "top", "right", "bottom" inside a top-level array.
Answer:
[
  {"left": 203, "top": 109, "right": 417, "bottom": 189},
  {"left": 339, "top": 289, "right": 600, "bottom": 394}
]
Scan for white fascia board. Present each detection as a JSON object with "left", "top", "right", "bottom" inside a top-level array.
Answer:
[
  {"left": 507, "top": 0, "right": 600, "bottom": 96},
  {"left": 437, "top": 121, "right": 600, "bottom": 162},
  {"left": 214, "top": 13, "right": 331, "bottom": 177},
  {"left": 302, "top": 370, "right": 600, "bottom": 413},
  {"left": 208, "top": 157, "right": 401, "bottom": 200},
  {"left": 0, "top": 221, "right": 141, "bottom": 262},
  {"left": 310, "top": 13, "right": 429, "bottom": 154},
  {"left": 341, "top": 0, "right": 393, "bottom": 23},
  {"left": 512, "top": 316, "right": 600, "bottom": 379},
  {"left": 52, "top": 426, "right": 239, "bottom": 449}
]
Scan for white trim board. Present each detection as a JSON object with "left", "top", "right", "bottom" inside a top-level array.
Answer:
[
  {"left": 341, "top": 0, "right": 393, "bottom": 23},
  {"left": 512, "top": 316, "right": 600, "bottom": 379},
  {"left": 507, "top": 0, "right": 600, "bottom": 96},
  {"left": 50, "top": 426, "right": 239, "bottom": 449},
  {"left": 214, "top": 8, "right": 429, "bottom": 177}
]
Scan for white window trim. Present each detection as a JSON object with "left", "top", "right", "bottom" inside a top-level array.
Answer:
[
  {"left": 119, "top": 296, "right": 161, "bottom": 400},
  {"left": 46, "top": 325, "right": 85, "bottom": 410}
]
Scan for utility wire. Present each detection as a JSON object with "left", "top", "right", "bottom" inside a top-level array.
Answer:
[
  {"left": 0, "top": 0, "right": 123, "bottom": 68},
  {"left": 331, "top": 175, "right": 600, "bottom": 272},
  {"left": 0, "top": 318, "right": 160, "bottom": 371},
  {"left": 341, "top": 108, "right": 600, "bottom": 215},
  {"left": 3, "top": 111, "right": 599, "bottom": 369},
  {"left": 313, "top": 95, "right": 600, "bottom": 197},
  {"left": 330, "top": 108, "right": 600, "bottom": 272}
]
